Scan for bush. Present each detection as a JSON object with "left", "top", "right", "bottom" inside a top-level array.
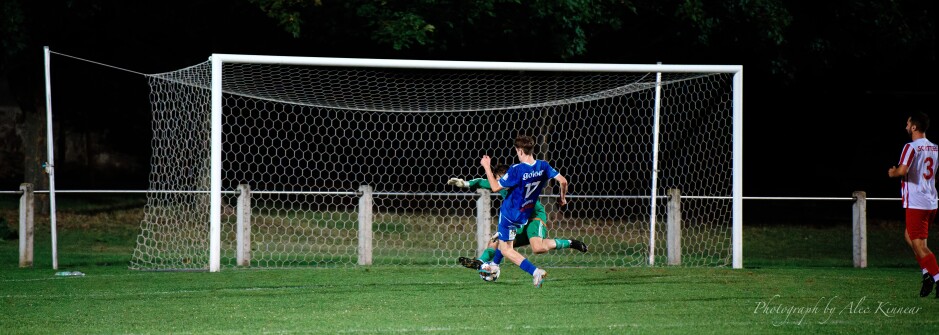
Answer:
[{"left": 0, "top": 217, "right": 15, "bottom": 240}]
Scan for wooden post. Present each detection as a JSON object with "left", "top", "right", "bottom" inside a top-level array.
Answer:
[
  {"left": 358, "top": 185, "right": 373, "bottom": 265},
  {"left": 19, "top": 183, "right": 34, "bottom": 268},
  {"left": 853, "top": 191, "right": 867, "bottom": 268},
  {"left": 236, "top": 184, "right": 252, "bottom": 266},
  {"left": 667, "top": 188, "right": 682, "bottom": 265},
  {"left": 476, "top": 189, "right": 492, "bottom": 256}
]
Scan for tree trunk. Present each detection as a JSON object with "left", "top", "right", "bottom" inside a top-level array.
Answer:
[
  {"left": 21, "top": 94, "right": 49, "bottom": 215},
  {"left": 8, "top": 50, "right": 51, "bottom": 216}
]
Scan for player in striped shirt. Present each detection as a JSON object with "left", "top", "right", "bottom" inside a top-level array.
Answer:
[
  {"left": 448, "top": 164, "right": 587, "bottom": 278},
  {"left": 888, "top": 111, "right": 939, "bottom": 298}
]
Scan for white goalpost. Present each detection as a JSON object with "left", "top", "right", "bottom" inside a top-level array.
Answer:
[{"left": 130, "top": 54, "right": 743, "bottom": 272}]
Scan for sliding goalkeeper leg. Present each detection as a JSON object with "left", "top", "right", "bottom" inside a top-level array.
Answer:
[
  {"left": 491, "top": 208, "right": 588, "bottom": 267},
  {"left": 466, "top": 210, "right": 588, "bottom": 273}
]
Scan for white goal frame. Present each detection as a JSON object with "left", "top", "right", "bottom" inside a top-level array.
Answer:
[{"left": 205, "top": 54, "right": 743, "bottom": 272}]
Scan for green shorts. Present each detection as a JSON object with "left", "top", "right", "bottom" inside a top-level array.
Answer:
[{"left": 514, "top": 207, "right": 548, "bottom": 248}]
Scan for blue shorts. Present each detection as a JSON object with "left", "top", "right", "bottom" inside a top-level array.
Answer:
[{"left": 496, "top": 215, "right": 527, "bottom": 242}]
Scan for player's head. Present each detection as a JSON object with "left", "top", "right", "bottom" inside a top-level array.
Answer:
[
  {"left": 514, "top": 135, "right": 535, "bottom": 156},
  {"left": 493, "top": 164, "right": 509, "bottom": 179},
  {"left": 908, "top": 112, "right": 930, "bottom": 135}
]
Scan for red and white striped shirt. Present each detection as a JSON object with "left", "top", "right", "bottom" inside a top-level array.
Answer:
[{"left": 899, "top": 138, "right": 939, "bottom": 209}]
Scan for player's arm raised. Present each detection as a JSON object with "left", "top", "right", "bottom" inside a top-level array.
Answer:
[{"left": 480, "top": 155, "right": 504, "bottom": 192}]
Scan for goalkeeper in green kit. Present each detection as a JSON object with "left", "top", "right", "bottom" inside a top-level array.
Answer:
[{"left": 448, "top": 164, "right": 588, "bottom": 279}]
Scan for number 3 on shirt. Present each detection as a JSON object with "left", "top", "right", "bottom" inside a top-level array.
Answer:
[{"left": 925, "top": 157, "right": 935, "bottom": 180}]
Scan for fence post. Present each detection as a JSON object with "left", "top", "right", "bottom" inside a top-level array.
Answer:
[
  {"left": 476, "top": 189, "right": 492, "bottom": 256},
  {"left": 667, "top": 188, "right": 682, "bottom": 265},
  {"left": 358, "top": 185, "right": 373, "bottom": 265},
  {"left": 852, "top": 191, "right": 867, "bottom": 268},
  {"left": 19, "top": 183, "right": 34, "bottom": 268},
  {"left": 236, "top": 184, "right": 252, "bottom": 266}
]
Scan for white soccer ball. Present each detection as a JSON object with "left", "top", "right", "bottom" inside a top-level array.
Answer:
[{"left": 479, "top": 263, "right": 500, "bottom": 282}]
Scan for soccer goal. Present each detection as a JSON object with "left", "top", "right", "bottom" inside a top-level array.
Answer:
[{"left": 130, "top": 54, "right": 743, "bottom": 272}]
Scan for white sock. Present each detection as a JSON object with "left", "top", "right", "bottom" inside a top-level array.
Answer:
[{"left": 924, "top": 268, "right": 929, "bottom": 275}]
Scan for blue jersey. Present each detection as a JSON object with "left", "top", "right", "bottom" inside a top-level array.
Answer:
[{"left": 497, "top": 160, "right": 559, "bottom": 224}]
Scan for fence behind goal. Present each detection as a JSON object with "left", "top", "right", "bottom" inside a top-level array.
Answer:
[{"left": 130, "top": 55, "right": 743, "bottom": 271}]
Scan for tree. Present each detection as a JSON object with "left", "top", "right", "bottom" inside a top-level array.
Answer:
[
  {"left": 250, "top": 0, "right": 934, "bottom": 88},
  {"left": 249, "top": 0, "right": 632, "bottom": 61},
  {"left": 0, "top": 0, "right": 102, "bottom": 207},
  {"left": 0, "top": 0, "right": 292, "bottom": 192}
]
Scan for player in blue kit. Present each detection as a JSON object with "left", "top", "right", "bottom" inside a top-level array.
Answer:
[
  {"left": 449, "top": 164, "right": 587, "bottom": 280},
  {"left": 478, "top": 134, "right": 567, "bottom": 287}
]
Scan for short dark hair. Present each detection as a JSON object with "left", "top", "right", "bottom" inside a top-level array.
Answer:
[
  {"left": 911, "top": 112, "right": 931, "bottom": 133},
  {"left": 515, "top": 135, "right": 535, "bottom": 155},
  {"left": 494, "top": 164, "right": 509, "bottom": 176}
]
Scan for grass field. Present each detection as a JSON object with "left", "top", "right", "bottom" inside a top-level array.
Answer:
[{"left": 2, "top": 195, "right": 939, "bottom": 334}]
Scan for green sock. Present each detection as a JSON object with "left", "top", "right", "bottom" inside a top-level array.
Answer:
[
  {"left": 554, "top": 239, "right": 571, "bottom": 250},
  {"left": 478, "top": 248, "right": 496, "bottom": 263}
]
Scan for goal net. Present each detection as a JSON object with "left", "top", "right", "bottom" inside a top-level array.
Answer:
[{"left": 130, "top": 55, "right": 742, "bottom": 271}]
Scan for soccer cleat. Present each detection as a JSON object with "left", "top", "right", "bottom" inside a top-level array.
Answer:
[
  {"left": 920, "top": 275, "right": 935, "bottom": 297},
  {"left": 571, "top": 239, "right": 588, "bottom": 252},
  {"left": 458, "top": 256, "right": 483, "bottom": 270},
  {"left": 533, "top": 268, "right": 547, "bottom": 288}
]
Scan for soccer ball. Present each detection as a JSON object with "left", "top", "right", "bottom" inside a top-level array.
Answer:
[{"left": 479, "top": 263, "right": 500, "bottom": 282}]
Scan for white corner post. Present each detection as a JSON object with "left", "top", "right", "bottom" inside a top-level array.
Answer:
[
  {"left": 648, "top": 64, "right": 663, "bottom": 266},
  {"left": 43, "top": 46, "right": 59, "bottom": 270},
  {"left": 19, "top": 183, "right": 35, "bottom": 268},
  {"left": 476, "top": 189, "right": 492, "bottom": 256},
  {"left": 209, "top": 54, "right": 223, "bottom": 272},
  {"left": 852, "top": 191, "right": 867, "bottom": 268},
  {"left": 358, "top": 185, "right": 374, "bottom": 265},
  {"left": 732, "top": 68, "right": 744, "bottom": 269},
  {"left": 667, "top": 188, "right": 681, "bottom": 265},
  {"left": 236, "top": 184, "right": 252, "bottom": 266}
]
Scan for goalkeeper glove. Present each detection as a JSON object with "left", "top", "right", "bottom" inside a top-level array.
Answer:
[{"left": 447, "top": 178, "right": 469, "bottom": 188}]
